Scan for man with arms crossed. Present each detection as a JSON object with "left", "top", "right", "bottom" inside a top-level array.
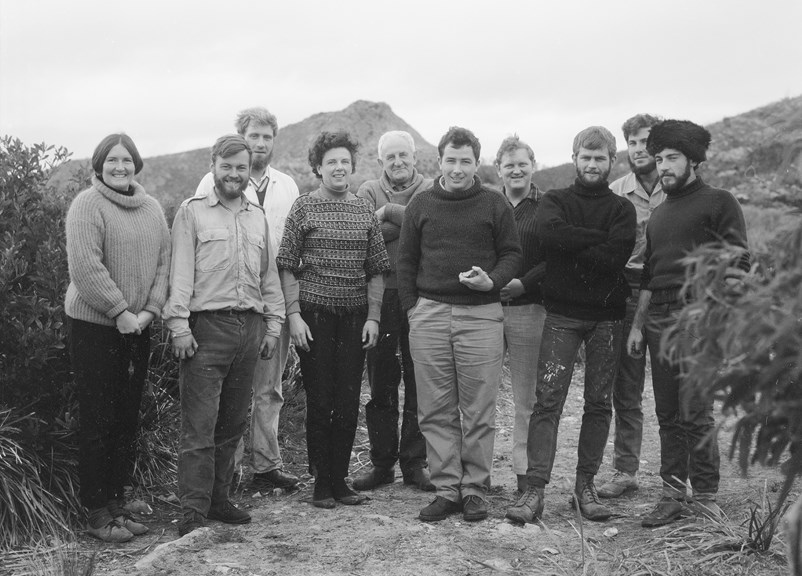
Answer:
[
  {"left": 165, "top": 134, "right": 285, "bottom": 536},
  {"left": 353, "top": 131, "right": 434, "bottom": 492},
  {"left": 196, "top": 108, "right": 300, "bottom": 492},
  {"left": 598, "top": 114, "right": 665, "bottom": 498},
  {"left": 493, "top": 135, "right": 547, "bottom": 494},
  {"left": 506, "top": 127, "right": 636, "bottom": 524},
  {"left": 628, "top": 120, "right": 749, "bottom": 527},
  {"left": 398, "top": 126, "right": 522, "bottom": 522}
]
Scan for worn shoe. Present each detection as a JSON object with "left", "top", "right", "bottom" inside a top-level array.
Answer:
[
  {"left": 403, "top": 468, "right": 435, "bottom": 492},
  {"left": 641, "top": 497, "right": 685, "bottom": 527},
  {"left": 516, "top": 474, "right": 528, "bottom": 494},
  {"left": 506, "top": 486, "right": 545, "bottom": 524},
  {"left": 208, "top": 500, "right": 251, "bottom": 524},
  {"left": 462, "top": 495, "right": 488, "bottom": 522},
  {"left": 178, "top": 511, "right": 206, "bottom": 536},
  {"left": 333, "top": 479, "right": 367, "bottom": 505},
  {"left": 692, "top": 497, "right": 723, "bottom": 521},
  {"left": 598, "top": 470, "right": 638, "bottom": 498},
  {"left": 572, "top": 475, "right": 612, "bottom": 521},
  {"left": 419, "top": 496, "right": 462, "bottom": 522},
  {"left": 252, "top": 468, "right": 300, "bottom": 491},
  {"left": 113, "top": 514, "right": 148, "bottom": 536},
  {"left": 352, "top": 466, "right": 395, "bottom": 491},
  {"left": 312, "top": 478, "right": 336, "bottom": 509},
  {"left": 87, "top": 519, "right": 134, "bottom": 543}
]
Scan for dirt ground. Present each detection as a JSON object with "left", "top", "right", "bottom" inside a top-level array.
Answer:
[{"left": 77, "top": 361, "right": 795, "bottom": 576}]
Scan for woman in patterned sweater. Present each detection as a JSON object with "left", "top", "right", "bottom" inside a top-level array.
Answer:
[{"left": 277, "top": 131, "right": 390, "bottom": 508}]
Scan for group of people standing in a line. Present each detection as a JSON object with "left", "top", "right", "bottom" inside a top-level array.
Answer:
[{"left": 64, "top": 106, "right": 749, "bottom": 543}]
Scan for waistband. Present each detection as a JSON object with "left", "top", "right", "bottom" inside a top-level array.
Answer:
[
  {"left": 201, "top": 308, "right": 255, "bottom": 316},
  {"left": 650, "top": 287, "right": 683, "bottom": 305}
]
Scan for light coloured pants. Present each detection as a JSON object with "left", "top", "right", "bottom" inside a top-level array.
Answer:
[
  {"left": 408, "top": 298, "right": 504, "bottom": 502},
  {"left": 502, "top": 303, "right": 547, "bottom": 475}
]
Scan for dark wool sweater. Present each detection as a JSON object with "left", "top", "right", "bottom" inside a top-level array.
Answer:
[
  {"left": 641, "top": 178, "right": 749, "bottom": 294},
  {"left": 504, "top": 184, "right": 545, "bottom": 305},
  {"left": 535, "top": 179, "right": 636, "bottom": 321},
  {"left": 397, "top": 177, "right": 522, "bottom": 311}
]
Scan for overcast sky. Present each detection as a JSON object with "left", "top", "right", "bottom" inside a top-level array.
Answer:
[{"left": 2, "top": 0, "right": 801, "bottom": 168}]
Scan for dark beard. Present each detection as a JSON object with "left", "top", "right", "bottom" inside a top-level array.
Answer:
[
  {"left": 660, "top": 161, "right": 692, "bottom": 193},
  {"left": 251, "top": 151, "right": 271, "bottom": 173},
  {"left": 628, "top": 156, "right": 657, "bottom": 176},
  {"left": 213, "top": 175, "right": 247, "bottom": 200},
  {"left": 575, "top": 165, "right": 611, "bottom": 187}
]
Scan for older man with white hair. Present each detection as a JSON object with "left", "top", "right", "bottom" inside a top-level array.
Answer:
[{"left": 353, "top": 131, "right": 434, "bottom": 492}]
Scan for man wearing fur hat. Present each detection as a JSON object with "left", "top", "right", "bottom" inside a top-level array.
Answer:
[{"left": 627, "top": 119, "right": 749, "bottom": 527}]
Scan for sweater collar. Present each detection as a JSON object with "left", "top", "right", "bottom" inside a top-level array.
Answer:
[
  {"left": 92, "top": 175, "right": 147, "bottom": 208},
  {"left": 571, "top": 178, "right": 611, "bottom": 197},
  {"left": 665, "top": 177, "right": 705, "bottom": 200},
  {"left": 432, "top": 176, "right": 483, "bottom": 200},
  {"left": 380, "top": 169, "right": 425, "bottom": 195},
  {"left": 504, "top": 183, "right": 541, "bottom": 206}
]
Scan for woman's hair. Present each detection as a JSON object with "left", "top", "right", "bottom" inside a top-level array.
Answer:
[
  {"left": 308, "top": 131, "right": 359, "bottom": 178},
  {"left": 91, "top": 133, "right": 144, "bottom": 176}
]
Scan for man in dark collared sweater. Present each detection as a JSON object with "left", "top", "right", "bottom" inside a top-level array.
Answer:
[
  {"left": 628, "top": 119, "right": 749, "bottom": 528},
  {"left": 397, "top": 126, "right": 522, "bottom": 523},
  {"left": 506, "top": 126, "right": 636, "bottom": 525}
]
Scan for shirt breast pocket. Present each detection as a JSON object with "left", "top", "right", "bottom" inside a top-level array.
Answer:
[
  {"left": 244, "top": 232, "right": 265, "bottom": 277},
  {"left": 196, "top": 227, "right": 231, "bottom": 272}
]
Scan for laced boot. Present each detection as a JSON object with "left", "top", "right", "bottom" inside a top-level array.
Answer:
[{"left": 571, "top": 474, "right": 612, "bottom": 521}]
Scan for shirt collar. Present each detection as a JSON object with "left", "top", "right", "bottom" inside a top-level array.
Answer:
[
  {"left": 622, "top": 172, "right": 661, "bottom": 201},
  {"left": 504, "top": 183, "right": 540, "bottom": 204},
  {"left": 207, "top": 187, "right": 253, "bottom": 211}
]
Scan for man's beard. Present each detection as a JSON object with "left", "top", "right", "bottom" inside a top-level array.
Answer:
[
  {"left": 213, "top": 175, "right": 248, "bottom": 200},
  {"left": 575, "top": 165, "right": 611, "bottom": 187},
  {"left": 660, "top": 161, "right": 693, "bottom": 193},
  {"left": 251, "top": 151, "right": 272, "bottom": 173},
  {"left": 628, "top": 156, "right": 656, "bottom": 176}
]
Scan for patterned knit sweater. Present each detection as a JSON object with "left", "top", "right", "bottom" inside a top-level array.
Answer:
[
  {"left": 65, "top": 176, "right": 171, "bottom": 326},
  {"left": 276, "top": 187, "right": 390, "bottom": 313}
]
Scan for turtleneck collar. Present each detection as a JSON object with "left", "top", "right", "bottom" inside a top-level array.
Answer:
[
  {"left": 572, "top": 177, "right": 610, "bottom": 197},
  {"left": 431, "top": 176, "right": 483, "bottom": 200},
  {"left": 665, "top": 177, "right": 705, "bottom": 200},
  {"left": 316, "top": 182, "right": 354, "bottom": 200},
  {"left": 92, "top": 175, "right": 147, "bottom": 208}
]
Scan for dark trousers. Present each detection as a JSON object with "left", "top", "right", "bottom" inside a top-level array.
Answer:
[
  {"left": 69, "top": 317, "right": 149, "bottom": 510},
  {"left": 365, "top": 289, "right": 426, "bottom": 474},
  {"left": 178, "top": 312, "right": 261, "bottom": 516},
  {"left": 527, "top": 313, "right": 622, "bottom": 485},
  {"left": 298, "top": 308, "right": 367, "bottom": 482},
  {"left": 645, "top": 302, "right": 720, "bottom": 497}
]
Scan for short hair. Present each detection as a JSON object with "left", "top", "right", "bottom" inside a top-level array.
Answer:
[
  {"left": 494, "top": 135, "right": 535, "bottom": 166},
  {"left": 646, "top": 119, "right": 712, "bottom": 164},
  {"left": 377, "top": 130, "right": 416, "bottom": 157},
  {"left": 91, "top": 133, "right": 144, "bottom": 176},
  {"left": 437, "top": 126, "right": 481, "bottom": 162},
  {"left": 572, "top": 126, "right": 617, "bottom": 159},
  {"left": 621, "top": 114, "right": 662, "bottom": 141},
  {"left": 308, "top": 131, "right": 360, "bottom": 178},
  {"left": 235, "top": 107, "right": 279, "bottom": 136},
  {"left": 211, "top": 134, "right": 252, "bottom": 165}
]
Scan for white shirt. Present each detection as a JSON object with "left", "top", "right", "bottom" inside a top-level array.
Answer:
[{"left": 195, "top": 165, "right": 299, "bottom": 253}]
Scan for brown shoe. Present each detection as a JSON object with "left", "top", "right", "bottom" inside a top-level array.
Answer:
[
  {"left": 462, "top": 495, "right": 488, "bottom": 522},
  {"left": 403, "top": 468, "right": 435, "bottom": 492}
]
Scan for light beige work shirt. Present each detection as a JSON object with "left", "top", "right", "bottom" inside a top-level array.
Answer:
[
  {"left": 163, "top": 189, "right": 284, "bottom": 338},
  {"left": 609, "top": 172, "right": 665, "bottom": 288}
]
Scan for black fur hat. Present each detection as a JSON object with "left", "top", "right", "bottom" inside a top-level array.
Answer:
[{"left": 646, "top": 120, "right": 711, "bottom": 164}]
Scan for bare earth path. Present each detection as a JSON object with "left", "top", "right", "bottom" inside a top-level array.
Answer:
[{"left": 86, "top": 363, "right": 794, "bottom": 576}]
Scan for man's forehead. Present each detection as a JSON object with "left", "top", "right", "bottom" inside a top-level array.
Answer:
[
  {"left": 443, "top": 144, "right": 475, "bottom": 157},
  {"left": 382, "top": 135, "right": 413, "bottom": 154},
  {"left": 244, "top": 123, "right": 274, "bottom": 137},
  {"left": 577, "top": 147, "right": 609, "bottom": 157},
  {"left": 216, "top": 150, "right": 251, "bottom": 164},
  {"left": 500, "top": 148, "right": 532, "bottom": 163}
]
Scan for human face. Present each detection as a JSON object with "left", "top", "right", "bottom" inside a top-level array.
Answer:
[
  {"left": 573, "top": 147, "right": 613, "bottom": 187},
  {"left": 212, "top": 149, "right": 251, "bottom": 200},
  {"left": 438, "top": 144, "right": 478, "bottom": 193},
  {"left": 243, "top": 124, "right": 275, "bottom": 172},
  {"left": 318, "top": 147, "right": 353, "bottom": 193},
  {"left": 655, "top": 148, "right": 695, "bottom": 193},
  {"left": 497, "top": 148, "right": 534, "bottom": 195},
  {"left": 627, "top": 127, "right": 656, "bottom": 175},
  {"left": 378, "top": 135, "right": 416, "bottom": 188},
  {"left": 102, "top": 144, "right": 136, "bottom": 191}
]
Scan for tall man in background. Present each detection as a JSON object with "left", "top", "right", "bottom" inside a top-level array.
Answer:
[
  {"left": 165, "top": 134, "right": 285, "bottom": 535},
  {"left": 506, "top": 127, "right": 636, "bottom": 524},
  {"left": 598, "top": 114, "right": 665, "bottom": 499},
  {"left": 493, "top": 135, "right": 547, "bottom": 494},
  {"left": 628, "top": 119, "right": 749, "bottom": 527},
  {"left": 353, "top": 131, "right": 434, "bottom": 492},
  {"left": 195, "top": 108, "right": 300, "bottom": 492}
]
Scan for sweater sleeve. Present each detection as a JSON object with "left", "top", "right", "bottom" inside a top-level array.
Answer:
[
  {"left": 396, "top": 200, "right": 421, "bottom": 311},
  {"left": 275, "top": 199, "right": 304, "bottom": 273},
  {"left": 143, "top": 201, "right": 172, "bottom": 317},
  {"left": 364, "top": 210, "right": 391, "bottom": 278},
  {"left": 66, "top": 195, "right": 129, "bottom": 319},
  {"left": 519, "top": 262, "right": 547, "bottom": 293},
  {"left": 383, "top": 203, "right": 406, "bottom": 226},
  {"left": 486, "top": 200, "right": 523, "bottom": 290},
  {"left": 575, "top": 198, "right": 637, "bottom": 273},
  {"left": 536, "top": 192, "right": 607, "bottom": 253},
  {"left": 640, "top": 227, "right": 653, "bottom": 290},
  {"left": 713, "top": 191, "right": 751, "bottom": 272}
]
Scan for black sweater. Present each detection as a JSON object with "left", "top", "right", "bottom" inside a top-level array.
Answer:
[
  {"left": 535, "top": 179, "right": 636, "bottom": 321},
  {"left": 397, "top": 177, "right": 522, "bottom": 310}
]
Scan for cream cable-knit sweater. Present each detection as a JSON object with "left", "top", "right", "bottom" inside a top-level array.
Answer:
[{"left": 65, "top": 176, "right": 171, "bottom": 326}]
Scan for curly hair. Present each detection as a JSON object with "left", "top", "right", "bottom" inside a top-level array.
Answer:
[
  {"left": 235, "top": 107, "right": 279, "bottom": 136},
  {"left": 92, "top": 133, "right": 144, "bottom": 176},
  {"left": 437, "top": 126, "right": 481, "bottom": 161},
  {"left": 308, "top": 131, "right": 360, "bottom": 178},
  {"left": 494, "top": 134, "right": 535, "bottom": 167},
  {"left": 621, "top": 113, "right": 662, "bottom": 141}
]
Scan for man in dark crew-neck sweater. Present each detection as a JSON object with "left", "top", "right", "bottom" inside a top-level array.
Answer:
[
  {"left": 398, "top": 126, "right": 522, "bottom": 524},
  {"left": 627, "top": 120, "right": 749, "bottom": 528},
  {"left": 506, "top": 126, "right": 636, "bottom": 525}
]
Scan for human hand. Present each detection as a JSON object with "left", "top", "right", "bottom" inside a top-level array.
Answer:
[
  {"left": 259, "top": 334, "right": 279, "bottom": 359},
  {"left": 375, "top": 205, "right": 386, "bottom": 223},
  {"left": 172, "top": 333, "right": 198, "bottom": 360},
  {"left": 626, "top": 328, "right": 644, "bottom": 359},
  {"left": 458, "top": 266, "right": 493, "bottom": 292},
  {"left": 288, "top": 313, "right": 313, "bottom": 352},
  {"left": 362, "top": 319, "right": 379, "bottom": 349},
  {"left": 136, "top": 310, "right": 156, "bottom": 331},
  {"left": 500, "top": 279, "right": 525, "bottom": 302},
  {"left": 116, "top": 310, "right": 141, "bottom": 335}
]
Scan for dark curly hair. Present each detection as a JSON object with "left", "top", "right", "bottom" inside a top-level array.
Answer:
[
  {"left": 308, "top": 131, "right": 360, "bottom": 178},
  {"left": 437, "top": 126, "right": 481, "bottom": 161}
]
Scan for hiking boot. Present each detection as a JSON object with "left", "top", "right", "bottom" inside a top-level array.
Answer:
[
  {"left": 208, "top": 500, "right": 251, "bottom": 524},
  {"left": 571, "top": 475, "right": 612, "bottom": 521},
  {"left": 419, "top": 496, "right": 462, "bottom": 522},
  {"left": 113, "top": 514, "right": 148, "bottom": 536},
  {"left": 506, "top": 486, "right": 545, "bottom": 524},
  {"left": 403, "top": 468, "right": 435, "bottom": 492},
  {"left": 251, "top": 469, "right": 299, "bottom": 491},
  {"left": 87, "top": 519, "right": 134, "bottom": 543},
  {"left": 178, "top": 511, "right": 205, "bottom": 536},
  {"left": 598, "top": 470, "right": 638, "bottom": 498},
  {"left": 692, "top": 496, "right": 723, "bottom": 521},
  {"left": 516, "top": 474, "right": 528, "bottom": 494},
  {"left": 352, "top": 466, "right": 395, "bottom": 491},
  {"left": 462, "top": 495, "right": 488, "bottom": 522},
  {"left": 641, "top": 497, "right": 685, "bottom": 527}
]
